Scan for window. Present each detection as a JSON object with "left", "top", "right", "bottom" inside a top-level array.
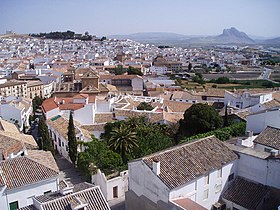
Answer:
[
  {"left": 113, "top": 186, "right": 118, "bottom": 198},
  {"left": 264, "top": 148, "right": 272, "bottom": 152},
  {"left": 228, "top": 173, "right": 234, "bottom": 182},
  {"left": 204, "top": 174, "right": 209, "bottom": 185},
  {"left": 203, "top": 189, "right": 209, "bottom": 200},
  {"left": 9, "top": 201, "right": 19, "bottom": 210},
  {"left": 215, "top": 184, "right": 222, "bottom": 193},
  {"left": 217, "top": 168, "right": 222, "bottom": 178}
]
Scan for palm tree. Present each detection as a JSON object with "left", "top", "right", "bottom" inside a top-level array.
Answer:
[{"left": 108, "top": 124, "right": 138, "bottom": 163}]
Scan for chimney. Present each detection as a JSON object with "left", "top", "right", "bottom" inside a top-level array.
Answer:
[
  {"left": 152, "top": 158, "right": 160, "bottom": 175},
  {"left": 247, "top": 131, "right": 253, "bottom": 137}
]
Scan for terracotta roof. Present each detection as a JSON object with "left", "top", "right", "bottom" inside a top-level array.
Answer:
[
  {"left": 254, "top": 126, "right": 280, "bottom": 150},
  {"left": 112, "top": 74, "right": 142, "bottom": 80},
  {"left": 42, "top": 98, "right": 58, "bottom": 113},
  {"left": 80, "top": 69, "right": 99, "bottom": 79},
  {"left": 94, "top": 113, "right": 114, "bottom": 123},
  {"left": 172, "top": 198, "right": 207, "bottom": 210},
  {"left": 59, "top": 103, "right": 84, "bottom": 111},
  {"left": 27, "top": 150, "right": 59, "bottom": 172},
  {"left": 194, "top": 88, "right": 225, "bottom": 98},
  {"left": 171, "top": 91, "right": 202, "bottom": 101},
  {"left": 21, "top": 184, "right": 110, "bottom": 210},
  {"left": 0, "top": 156, "right": 58, "bottom": 190},
  {"left": 142, "top": 136, "right": 238, "bottom": 189},
  {"left": 262, "top": 99, "right": 280, "bottom": 109},
  {"left": 73, "top": 93, "right": 89, "bottom": 99},
  {"left": 223, "top": 176, "right": 270, "bottom": 209},
  {"left": 0, "top": 119, "right": 19, "bottom": 133},
  {"left": 0, "top": 134, "right": 23, "bottom": 159}
]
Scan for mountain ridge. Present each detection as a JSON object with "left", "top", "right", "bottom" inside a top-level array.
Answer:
[{"left": 109, "top": 28, "right": 280, "bottom": 46}]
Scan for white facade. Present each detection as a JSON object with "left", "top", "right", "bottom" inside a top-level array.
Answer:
[
  {"left": 73, "top": 104, "right": 95, "bottom": 125},
  {"left": 131, "top": 77, "right": 144, "bottom": 91},
  {"left": 236, "top": 151, "right": 280, "bottom": 189},
  {"left": 43, "top": 81, "right": 54, "bottom": 98},
  {"left": 149, "top": 66, "right": 168, "bottom": 75},
  {"left": 95, "top": 97, "right": 113, "bottom": 113},
  {"left": 0, "top": 97, "right": 32, "bottom": 130},
  {"left": 0, "top": 178, "right": 59, "bottom": 210},
  {"left": 92, "top": 169, "right": 128, "bottom": 201},
  {"left": 128, "top": 159, "right": 237, "bottom": 210},
  {"left": 224, "top": 91, "right": 272, "bottom": 109},
  {"left": 246, "top": 109, "right": 280, "bottom": 134}
]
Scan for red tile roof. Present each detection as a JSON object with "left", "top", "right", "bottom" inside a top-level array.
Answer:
[{"left": 173, "top": 198, "right": 207, "bottom": 210}]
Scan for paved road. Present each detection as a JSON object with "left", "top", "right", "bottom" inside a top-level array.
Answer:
[{"left": 55, "top": 154, "right": 87, "bottom": 184}]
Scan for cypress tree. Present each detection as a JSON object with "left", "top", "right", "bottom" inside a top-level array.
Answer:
[
  {"left": 38, "top": 118, "right": 54, "bottom": 155},
  {"left": 68, "top": 112, "right": 77, "bottom": 165},
  {"left": 224, "top": 105, "right": 229, "bottom": 127}
]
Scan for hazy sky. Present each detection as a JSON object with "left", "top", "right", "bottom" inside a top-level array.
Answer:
[{"left": 1, "top": 0, "right": 280, "bottom": 37}]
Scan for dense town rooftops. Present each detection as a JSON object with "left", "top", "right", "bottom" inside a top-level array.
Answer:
[{"left": 141, "top": 136, "right": 238, "bottom": 189}]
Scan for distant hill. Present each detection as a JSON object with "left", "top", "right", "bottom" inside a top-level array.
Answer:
[
  {"left": 109, "top": 28, "right": 280, "bottom": 46},
  {"left": 261, "top": 37, "right": 280, "bottom": 45},
  {"left": 214, "top": 27, "right": 255, "bottom": 44},
  {"left": 109, "top": 32, "right": 199, "bottom": 44}
]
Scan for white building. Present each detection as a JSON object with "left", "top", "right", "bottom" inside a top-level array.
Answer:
[
  {"left": 0, "top": 96, "right": 32, "bottom": 130},
  {"left": 246, "top": 107, "right": 280, "bottom": 134},
  {"left": 224, "top": 90, "right": 273, "bottom": 109},
  {"left": 126, "top": 136, "right": 238, "bottom": 210},
  {"left": 0, "top": 152, "right": 59, "bottom": 210},
  {"left": 47, "top": 115, "right": 92, "bottom": 162},
  {"left": 92, "top": 169, "right": 128, "bottom": 201},
  {"left": 149, "top": 66, "right": 168, "bottom": 75}
]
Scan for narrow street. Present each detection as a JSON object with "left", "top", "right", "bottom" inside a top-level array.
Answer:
[{"left": 55, "top": 154, "right": 87, "bottom": 184}]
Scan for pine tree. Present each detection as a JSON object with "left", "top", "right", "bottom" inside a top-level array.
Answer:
[
  {"left": 68, "top": 112, "right": 77, "bottom": 165},
  {"left": 38, "top": 118, "right": 54, "bottom": 155}
]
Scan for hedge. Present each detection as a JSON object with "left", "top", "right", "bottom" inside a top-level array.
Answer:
[{"left": 181, "top": 122, "right": 246, "bottom": 143}]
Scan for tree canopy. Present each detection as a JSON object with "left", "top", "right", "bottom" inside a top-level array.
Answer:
[
  {"left": 179, "top": 103, "right": 223, "bottom": 137},
  {"left": 68, "top": 112, "right": 77, "bottom": 165},
  {"left": 137, "top": 102, "right": 154, "bottom": 111},
  {"left": 38, "top": 118, "right": 54, "bottom": 155},
  {"left": 108, "top": 124, "right": 138, "bottom": 163}
]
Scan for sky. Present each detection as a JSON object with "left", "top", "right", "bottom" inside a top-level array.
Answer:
[{"left": 0, "top": 0, "right": 280, "bottom": 37}]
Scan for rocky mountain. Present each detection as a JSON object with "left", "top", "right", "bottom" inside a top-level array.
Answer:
[
  {"left": 109, "top": 28, "right": 279, "bottom": 46},
  {"left": 214, "top": 27, "right": 255, "bottom": 44}
]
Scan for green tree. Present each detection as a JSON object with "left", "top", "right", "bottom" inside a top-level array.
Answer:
[
  {"left": 127, "top": 66, "right": 143, "bottom": 76},
  {"left": 114, "top": 65, "right": 126, "bottom": 75},
  {"left": 216, "top": 76, "right": 230, "bottom": 84},
  {"left": 224, "top": 105, "right": 229, "bottom": 127},
  {"left": 188, "top": 62, "right": 192, "bottom": 71},
  {"left": 77, "top": 138, "right": 123, "bottom": 177},
  {"left": 179, "top": 103, "right": 223, "bottom": 137},
  {"left": 137, "top": 102, "right": 154, "bottom": 111},
  {"left": 38, "top": 118, "right": 54, "bottom": 155},
  {"left": 32, "top": 96, "right": 43, "bottom": 114},
  {"left": 108, "top": 124, "right": 138, "bottom": 163},
  {"left": 68, "top": 112, "right": 77, "bottom": 165},
  {"left": 192, "top": 73, "right": 205, "bottom": 85}
]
